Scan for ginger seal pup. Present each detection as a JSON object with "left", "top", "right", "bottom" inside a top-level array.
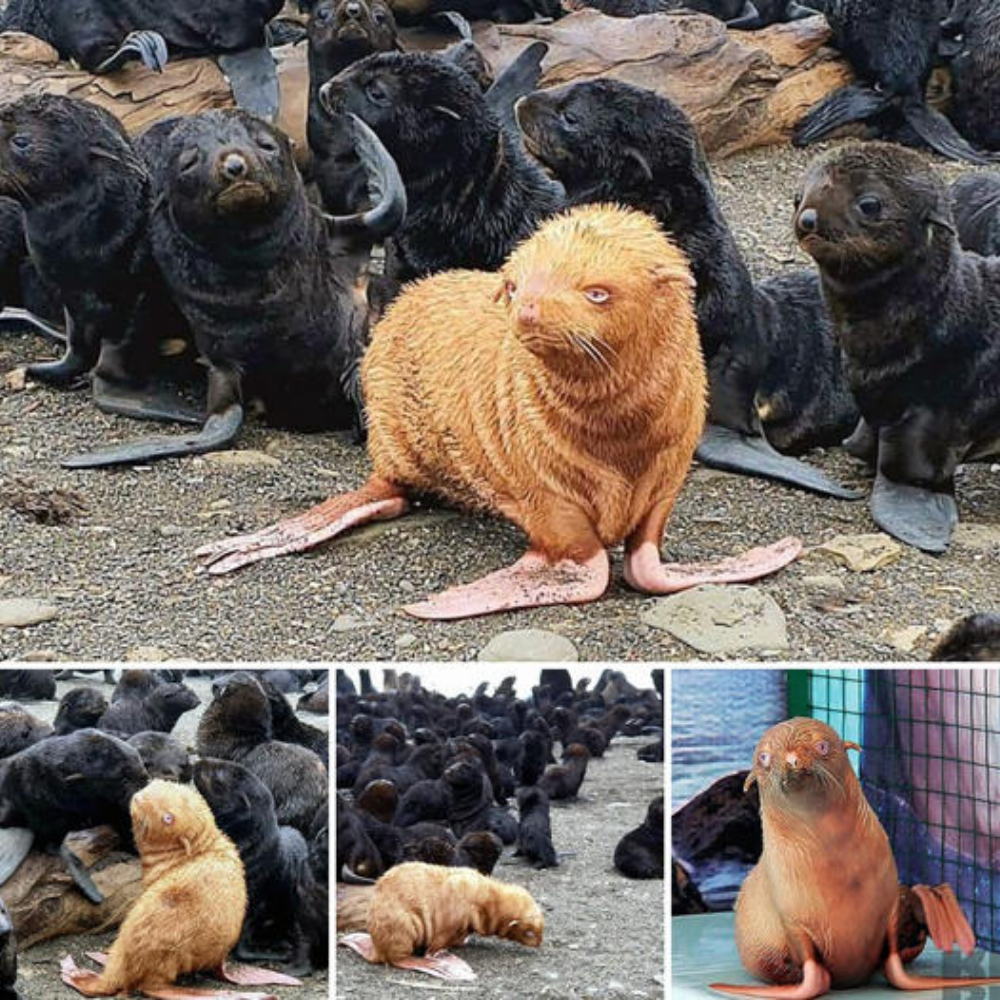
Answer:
[
  {"left": 196, "top": 204, "right": 800, "bottom": 618},
  {"left": 339, "top": 861, "right": 543, "bottom": 981},
  {"left": 712, "top": 718, "right": 1000, "bottom": 999},
  {"left": 60, "top": 779, "right": 300, "bottom": 1000}
]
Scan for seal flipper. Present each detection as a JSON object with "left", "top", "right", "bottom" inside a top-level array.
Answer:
[
  {"left": 486, "top": 43, "right": 549, "bottom": 133},
  {"left": 94, "top": 31, "right": 169, "bottom": 74},
  {"left": 726, "top": 2, "right": 765, "bottom": 30},
  {"left": 218, "top": 49, "right": 281, "bottom": 123},
  {"left": 0, "top": 828, "right": 33, "bottom": 887},
  {"left": 870, "top": 473, "right": 957, "bottom": 553},
  {"left": 216, "top": 962, "right": 302, "bottom": 987},
  {"left": 793, "top": 84, "right": 892, "bottom": 147},
  {"left": 61, "top": 403, "right": 244, "bottom": 469},
  {"left": 340, "top": 932, "right": 477, "bottom": 981},
  {"left": 785, "top": 3, "right": 819, "bottom": 20},
  {"left": 710, "top": 958, "right": 831, "bottom": 999},
  {"left": 26, "top": 310, "right": 97, "bottom": 387},
  {"left": 0, "top": 306, "right": 66, "bottom": 344},
  {"left": 60, "top": 840, "right": 104, "bottom": 904},
  {"left": 900, "top": 99, "right": 997, "bottom": 166},
  {"left": 696, "top": 424, "right": 863, "bottom": 499},
  {"left": 91, "top": 374, "right": 204, "bottom": 426},
  {"left": 910, "top": 884, "right": 976, "bottom": 956}
]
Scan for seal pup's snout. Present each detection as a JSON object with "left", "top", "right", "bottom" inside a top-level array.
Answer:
[{"left": 221, "top": 152, "right": 248, "bottom": 180}]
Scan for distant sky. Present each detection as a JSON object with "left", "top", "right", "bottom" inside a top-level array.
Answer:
[{"left": 336, "top": 666, "right": 661, "bottom": 699}]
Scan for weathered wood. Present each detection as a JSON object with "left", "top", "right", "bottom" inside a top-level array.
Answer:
[{"left": 1, "top": 827, "right": 141, "bottom": 950}]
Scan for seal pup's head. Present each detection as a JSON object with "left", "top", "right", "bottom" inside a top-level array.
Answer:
[
  {"left": 193, "top": 757, "right": 277, "bottom": 843},
  {"left": 745, "top": 717, "right": 861, "bottom": 814},
  {"left": 794, "top": 143, "right": 955, "bottom": 283},
  {"left": 309, "top": 0, "right": 399, "bottom": 69},
  {"left": 131, "top": 779, "right": 227, "bottom": 860}
]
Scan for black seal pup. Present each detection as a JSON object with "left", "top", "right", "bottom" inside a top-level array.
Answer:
[
  {"left": 64, "top": 108, "right": 404, "bottom": 467},
  {"left": 613, "top": 795, "right": 663, "bottom": 879},
  {"left": 931, "top": 613, "right": 1000, "bottom": 660},
  {"left": 514, "top": 786, "right": 557, "bottom": 869},
  {"left": 53, "top": 688, "right": 109, "bottom": 736},
  {"left": 127, "top": 731, "right": 192, "bottom": 782},
  {"left": 537, "top": 743, "right": 590, "bottom": 800},
  {"left": 0, "top": 703, "right": 52, "bottom": 759},
  {"left": 570, "top": 0, "right": 817, "bottom": 25},
  {"left": 945, "top": 0, "right": 1000, "bottom": 152},
  {"left": 0, "top": 670, "right": 56, "bottom": 700},
  {"left": 319, "top": 51, "right": 562, "bottom": 280},
  {"left": 0, "top": 95, "right": 198, "bottom": 425},
  {"left": 795, "top": 143, "right": 1000, "bottom": 552},
  {"left": 0, "top": 0, "right": 284, "bottom": 118},
  {"left": 793, "top": 0, "right": 992, "bottom": 164},
  {"left": 194, "top": 758, "right": 326, "bottom": 974},
  {"left": 949, "top": 172, "right": 1000, "bottom": 257},
  {"left": 516, "top": 80, "right": 860, "bottom": 491},
  {"left": 97, "top": 681, "right": 200, "bottom": 737}
]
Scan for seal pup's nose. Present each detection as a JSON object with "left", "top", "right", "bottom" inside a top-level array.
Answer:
[
  {"left": 221, "top": 152, "right": 247, "bottom": 179},
  {"left": 345, "top": 1, "right": 362, "bottom": 15},
  {"left": 517, "top": 300, "right": 541, "bottom": 327}
]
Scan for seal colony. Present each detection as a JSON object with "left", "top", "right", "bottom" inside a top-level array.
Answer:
[{"left": 711, "top": 717, "right": 1000, "bottom": 998}]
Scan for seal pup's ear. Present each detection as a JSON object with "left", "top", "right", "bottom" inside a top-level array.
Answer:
[
  {"left": 844, "top": 740, "right": 861, "bottom": 753},
  {"left": 743, "top": 771, "right": 757, "bottom": 793},
  {"left": 650, "top": 262, "right": 696, "bottom": 289},
  {"left": 623, "top": 147, "right": 654, "bottom": 184},
  {"left": 432, "top": 105, "right": 463, "bottom": 122}
]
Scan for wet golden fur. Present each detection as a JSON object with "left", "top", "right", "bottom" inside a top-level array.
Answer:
[
  {"left": 71, "top": 780, "right": 247, "bottom": 995},
  {"left": 362, "top": 204, "right": 706, "bottom": 562},
  {"left": 362, "top": 862, "right": 543, "bottom": 964}
]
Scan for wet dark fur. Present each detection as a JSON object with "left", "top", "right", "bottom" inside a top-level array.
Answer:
[
  {"left": 0, "top": 0, "right": 282, "bottom": 72},
  {"left": 258, "top": 676, "right": 329, "bottom": 762},
  {"left": 537, "top": 743, "right": 590, "bottom": 800},
  {"left": 444, "top": 756, "right": 493, "bottom": 838},
  {"left": 98, "top": 682, "right": 199, "bottom": 737},
  {"left": 949, "top": 172, "right": 1000, "bottom": 257},
  {"left": 0, "top": 729, "right": 148, "bottom": 847},
  {"left": 613, "top": 795, "right": 664, "bottom": 878},
  {"left": 931, "top": 612, "right": 1000, "bottom": 660},
  {"left": 797, "top": 143, "right": 1000, "bottom": 491},
  {"left": 515, "top": 786, "right": 557, "bottom": 869},
  {"left": 53, "top": 687, "right": 109, "bottom": 736},
  {"left": 127, "top": 731, "right": 192, "bottom": 782},
  {"left": 319, "top": 51, "right": 563, "bottom": 280},
  {"left": 195, "top": 758, "right": 326, "bottom": 973},
  {"left": 946, "top": 0, "right": 1000, "bottom": 151},
  {"left": 517, "top": 80, "right": 856, "bottom": 451},
  {"left": 0, "top": 670, "right": 56, "bottom": 700}
]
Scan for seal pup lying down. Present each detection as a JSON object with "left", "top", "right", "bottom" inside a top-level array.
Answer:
[
  {"left": 712, "top": 718, "right": 1000, "bottom": 998},
  {"left": 339, "top": 861, "right": 543, "bottom": 981},
  {"left": 196, "top": 204, "right": 801, "bottom": 618}
]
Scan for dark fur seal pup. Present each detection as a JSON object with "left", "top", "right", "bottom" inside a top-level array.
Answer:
[
  {"left": 127, "top": 732, "right": 192, "bottom": 782},
  {"left": 111, "top": 669, "right": 162, "bottom": 704},
  {"left": 444, "top": 757, "right": 493, "bottom": 839},
  {"left": 516, "top": 80, "right": 860, "bottom": 488},
  {"left": 796, "top": 143, "right": 1000, "bottom": 551},
  {"left": 538, "top": 743, "right": 590, "bottom": 801},
  {"left": 64, "top": 109, "right": 404, "bottom": 467},
  {"left": 0, "top": 0, "right": 284, "bottom": 118},
  {"left": 195, "top": 758, "right": 325, "bottom": 973},
  {"left": 793, "top": 0, "right": 993, "bottom": 165},
  {"left": 455, "top": 830, "right": 503, "bottom": 875},
  {"left": 319, "top": 52, "right": 563, "bottom": 280},
  {"left": 97, "top": 681, "right": 200, "bottom": 737},
  {"left": 0, "top": 703, "right": 51, "bottom": 759},
  {"left": 0, "top": 95, "right": 199, "bottom": 426},
  {"left": 258, "top": 676, "right": 329, "bottom": 762},
  {"left": 712, "top": 718, "right": 1000, "bottom": 997},
  {"left": 514, "top": 787, "right": 557, "bottom": 869},
  {"left": 949, "top": 172, "right": 1000, "bottom": 257},
  {"left": 0, "top": 670, "right": 56, "bottom": 700},
  {"left": 298, "top": 675, "right": 329, "bottom": 714},
  {"left": 931, "top": 612, "right": 1000, "bottom": 660},
  {"left": 570, "top": 0, "right": 816, "bottom": 25},
  {"left": 53, "top": 688, "right": 109, "bottom": 736},
  {"left": 946, "top": 0, "right": 1000, "bottom": 152},
  {"left": 613, "top": 795, "right": 663, "bottom": 879}
]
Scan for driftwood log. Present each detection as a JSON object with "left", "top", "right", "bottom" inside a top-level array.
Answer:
[
  {"left": 1, "top": 826, "right": 141, "bottom": 949},
  {"left": 0, "top": 13, "right": 851, "bottom": 158}
]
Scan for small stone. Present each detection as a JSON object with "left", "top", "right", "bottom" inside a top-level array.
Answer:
[
  {"left": 395, "top": 633, "right": 418, "bottom": 649},
  {"left": 884, "top": 625, "right": 926, "bottom": 654},
  {"left": 208, "top": 498, "right": 231, "bottom": 510},
  {"left": 953, "top": 523, "right": 1000, "bottom": 552},
  {"left": 158, "top": 525, "right": 185, "bottom": 538},
  {"left": 802, "top": 574, "right": 846, "bottom": 592},
  {"left": 3, "top": 368, "right": 26, "bottom": 391},
  {"left": 642, "top": 584, "right": 788, "bottom": 654},
  {"left": 203, "top": 450, "right": 281, "bottom": 469},
  {"left": 0, "top": 598, "right": 59, "bottom": 628},
  {"left": 125, "top": 646, "right": 170, "bottom": 662},
  {"left": 478, "top": 628, "right": 579, "bottom": 662},
  {"left": 332, "top": 614, "right": 370, "bottom": 633},
  {"left": 20, "top": 649, "right": 59, "bottom": 661},
  {"left": 817, "top": 533, "right": 903, "bottom": 572}
]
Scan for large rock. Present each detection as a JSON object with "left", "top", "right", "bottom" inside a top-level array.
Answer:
[
  {"left": 1, "top": 13, "right": 851, "bottom": 158},
  {"left": 673, "top": 770, "right": 761, "bottom": 864}
]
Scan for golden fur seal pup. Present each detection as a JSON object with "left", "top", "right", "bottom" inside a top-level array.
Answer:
[
  {"left": 60, "top": 780, "right": 296, "bottom": 1000},
  {"left": 339, "top": 861, "right": 543, "bottom": 981},
  {"left": 712, "top": 718, "right": 1000, "bottom": 998},
  {"left": 197, "top": 204, "right": 800, "bottom": 618}
]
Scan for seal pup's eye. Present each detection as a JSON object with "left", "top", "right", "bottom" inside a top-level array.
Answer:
[
  {"left": 162, "top": 811, "right": 174, "bottom": 825},
  {"left": 365, "top": 80, "right": 390, "bottom": 106},
  {"left": 560, "top": 110, "right": 580, "bottom": 129},
  {"left": 584, "top": 287, "right": 610, "bottom": 305},
  {"left": 9, "top": 134, "right": 31, "bottom": 153},
  {"left": 856, "top": 195, "right": 883, "bottom": 219},
  {"left": 758, "top": 751, "right": 771, "bottom": 767},
  {"left": 815, "top": 740, "right": 830, "bottom": 756},
  {"left": 373, "top": 10, "right": 388, "bottom": 23},
  {"left": 255, "top": 133, "right": 279, "bottom": 154},
  {"left": 178, "top": 148, "right": 199, "bottom": 174}
]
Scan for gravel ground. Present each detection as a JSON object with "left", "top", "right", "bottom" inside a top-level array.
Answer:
[
  {"left": 2, "top": 140, "right": 997, "bottom": 662},
  {"left": 3, "top": 670, "right": 329, "bottom": 1000},
  {"left": 336, "top": 734, "right": 665, "bottom": 1000}
]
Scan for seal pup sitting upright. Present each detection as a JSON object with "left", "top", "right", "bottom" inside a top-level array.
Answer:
[
  {"left": 795, "top": 143, "right": 1000, "bottom": 552},
  {"left": 711, "top": 718, "right": 1000, "bottom": 997},
  {"left": 196, "top": 205, "right": 800, "bottom": 618}
]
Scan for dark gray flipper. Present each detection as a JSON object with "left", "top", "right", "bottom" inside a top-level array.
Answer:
[
  {"left": 793, "top": 83, "right": 893, "bottom": 147},
  {"left": 91, "top": 374, "right": 204, "bottom": 426},
  {"left": 95, "top": 30, "right": 169, "bottom": 74},
  {"left": 486, "top": 43, "right": 549, "bottom": 133},
  {"left": 870, "top": 473, "right": 957, "bottom": 553},
  {"left": 726, "top": 2, "right": 764, "bottom": 29},
  {"left": 786, "top": 1, "right": 819, "bottom": 19},
  {"left": 696, "top": 423, "right": 864, "bottom": 499},
  {"left": 0, "top": 307, "right": 66, "bottom": 344},
  {"left": 0, "top": 828, "right": 33, "bottom": 887},
  {"left": 59, "top": 840, "right": 104, "bottom": 905},
  {"left": 901, "top": 100, "right": 997, "bottom": 166},
  {"left": 218, "top": 48, "right": 281, "bottom": 122},
  {"left": 61, "top": 403, "right": 244, "bottom": 469},
  {"left": 429, "top": 11, "right": 473, "bottom": 38}
]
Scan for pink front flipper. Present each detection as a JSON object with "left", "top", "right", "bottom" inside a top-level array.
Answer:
[
  {"left": 60, "top": 956, "right": 106, "bottom": 996},
  {"left": 403, "top": 549, "right": 610, "bottom": 620},
  {"left": 339, "top": 933, "right": 378, "bottom": 962},
  {"left": 392, "top": 952, "right": 477, "bottom": 981},
  {"left": 217, "top": 961, "right": 303, "bottom": 987},
  {"left": 194, "top": 495, "right": 409, "bottom": 575},
  {"left": 624, "top": 537, "right": 802, "bottom": 594},
  {"left": 710, "top": 958, "right": 831, "bottom": 999},
  {"left": 141, "top": 989, "right": 279, "bottom": 1000}
]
